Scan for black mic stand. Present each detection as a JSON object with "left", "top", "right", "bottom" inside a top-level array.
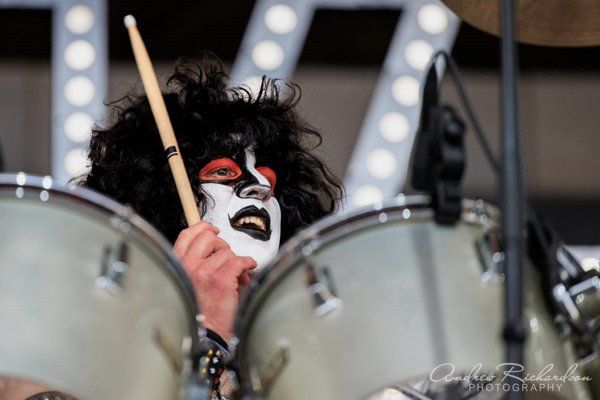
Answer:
[
  {"left": 413, "top": 4, "right": 526, "bottom": 393},
  {"left": 0, "top": 136, "right": 4, "bottom": 172},
  {"left": 500, "top": 1, "right": 525, "bottom": 399}
]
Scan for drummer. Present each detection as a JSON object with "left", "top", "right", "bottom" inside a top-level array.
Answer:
[{"left": 82, "top": 52, "right": 342, "bottom": 398}]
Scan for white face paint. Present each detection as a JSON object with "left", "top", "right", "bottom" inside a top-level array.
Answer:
[{"left": 199, "top": 149, "right": 281, "bottom": 269}]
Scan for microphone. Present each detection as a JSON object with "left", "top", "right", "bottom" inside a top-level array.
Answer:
[{"left": 411, "top": 57, "right": 466, "bottom": 225}]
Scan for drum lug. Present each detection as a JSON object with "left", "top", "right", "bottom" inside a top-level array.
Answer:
[
  {"left": 250, "top": 340, "right": 289, "bottom": 396},
  {"left": 554, "top": 276, "right": 600, "bottom": 336},
  {"left": 152, "top": 327, "right": 186, "bottom": 373},
  {"left": 96, "top": 241, "right": 129, "bottom": 295},
  {"left": 474, "top": 229, "right": 505, "bottom": 283},
  {"left": 305, "top": 263, "right": 343, "bottom": 316}
]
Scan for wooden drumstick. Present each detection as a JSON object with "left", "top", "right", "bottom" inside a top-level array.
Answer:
[{"left": 124, "top": 15, "right": 200, "bottom": 226}]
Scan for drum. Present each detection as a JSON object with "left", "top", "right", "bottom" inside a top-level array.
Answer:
[
  {"left": 0, "top": 173, "right": 204, "bottom": 400},
  {"left": 234, "top": 197, "right": 593, "bottom": 400}
]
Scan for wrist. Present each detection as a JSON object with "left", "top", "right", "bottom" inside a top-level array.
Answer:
[
  {"left": 205, "top": 328, "right": 229, "bottom": 350},
  {"left": 201, "top": 320, "right": 232, "bottom": 343}
]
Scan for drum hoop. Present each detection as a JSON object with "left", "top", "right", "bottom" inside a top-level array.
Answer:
[
  {"left": 0, "top": 173, "right": 201, "bottom": 353},
  {"left": 232, "top": 196, "right": 500, "bottom": 388}
]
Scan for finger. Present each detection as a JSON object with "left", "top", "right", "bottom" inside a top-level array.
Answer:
[
  {"left": 173, "top": 222, "right": 219, "bottom": 256},
  {"left": 190, "top": 249, "right": 237, "bottom": 276},
  {"left": 180, "top": 232, "right": 229, "bottom": 271},
  {"left": 212, "top": 256, "right": 257, "bottom": 285},
  {"left": 238, "top": 270, "right": 252, "bottom": 286}
]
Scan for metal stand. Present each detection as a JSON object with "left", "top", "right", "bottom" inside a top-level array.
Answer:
[{"left": 501, "top": 1, "right": 525, "bottom": 399}]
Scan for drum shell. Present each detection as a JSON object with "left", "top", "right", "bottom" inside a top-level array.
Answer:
[
  {"left": 235, "top": 199, "right": 592, "bottom": 400},
  {"left": 0, "top": 176, "right": 199, "bottom": 400}
]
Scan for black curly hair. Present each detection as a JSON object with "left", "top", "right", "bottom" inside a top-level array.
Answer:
[{"left": 82, "top": 53, "right": 343, "bottom": 243}]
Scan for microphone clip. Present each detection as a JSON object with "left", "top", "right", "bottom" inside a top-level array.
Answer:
[{"left": 411, "top": 64, "right": 466, "bottom": 225}]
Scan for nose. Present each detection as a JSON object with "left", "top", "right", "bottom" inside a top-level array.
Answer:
[{"left": 238, "top": 183, "right": 272, "bottom": 202}]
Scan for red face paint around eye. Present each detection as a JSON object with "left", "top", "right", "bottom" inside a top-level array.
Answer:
[
  {"left": 256, "top": 166, "right": 277, "bottom": 193},
  {"left": 200, "top": 158, "right": 242, "bottom": 182}
]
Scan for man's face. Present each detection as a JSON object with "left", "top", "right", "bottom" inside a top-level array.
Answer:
[{"left": 199, "top": 147, "right": 281, "bottom": 269}]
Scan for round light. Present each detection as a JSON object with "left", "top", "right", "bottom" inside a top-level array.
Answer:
[
  {"left": 581, "top": 257, "right": 600, "bottom": 271},
  {"left": 40, "top": 190, "right": 50, "bottom": 202},
  {"left": 15, "top": 187, "right": 24, "bottom": 199},
  {"left": 16, "top": 172, "right": 26, "bottom": 186},
  {"left": 252, "top": 41, "right": 285, "bottom": 71},
  {"left": 367, "top": 148, "right": 397, "bottom": 179},
  {"left": 64, "top": 76, "right": 95, "bottom": 107},
  {"left": 64, "top": 148, "right": 90, "bottom": 177},
  {"left": 265, "top": 5, "right": 298, "bottom": 34},
  {"left": 418, "top": 4, "right": 449, "bottom": 35},
  {"left": 352, "top": 185, "right": 384, "bottom": 207},
  {"left": 42, "top": 175, "right": 53, "bottom": 190},
  {"left": 391, "top": 76, "right": 420, "bottom": 107},
  {"left": 379, "top": 112, "right": 410, "bottom": 143},
  {"left": 65, "top": 112, "right": 94, "bottom": 142},
  {"left": 65, "top": 5, "right": 95, "bottom": 34},
  {"left": 405, "top": 39, "right": 434, "bottom": 71},
  {"left": 64, "top": 40, "right": 96, "bottom": 70},
  {"left": 243, "top": 75, "right": 264, "bottom": 97}
]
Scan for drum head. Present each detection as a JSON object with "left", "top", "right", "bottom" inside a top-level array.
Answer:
[
  {"left": 0, "top": 173, "right": 200, "bottom": 400},
  {"left": 234, "top": 197, "right": 587, "bottom": 400}
]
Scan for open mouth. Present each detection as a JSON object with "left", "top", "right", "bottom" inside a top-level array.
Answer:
[{"left": 229, "top": 205, "right": 271, "bottom": 241}]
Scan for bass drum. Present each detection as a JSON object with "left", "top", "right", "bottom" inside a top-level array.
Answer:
[
  {"left": 0, "top": 174, "right": 203, "bottom": 400},
  {"left": 234, "top": 197, "right": 592, "bottom": 400}
]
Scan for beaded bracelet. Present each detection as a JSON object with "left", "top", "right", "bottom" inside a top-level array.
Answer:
[{"left": 199, "top": 331, "right": 228, "bottom": 400}]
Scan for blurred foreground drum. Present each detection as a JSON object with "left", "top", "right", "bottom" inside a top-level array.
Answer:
[
  {"left": 234, "top": 197, "right": 593, "bottom": 400},
  {"left": 0, "top": 174, "right": 204, "bottom": 400}
]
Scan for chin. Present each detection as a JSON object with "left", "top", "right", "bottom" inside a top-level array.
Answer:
[
  {"left": 219, "top": 231, "right": 279, "bottom": 271},
  {"left": 252, "top": 251, "right": 278, "bottom": 270},
  {"left": 234, "top": 245, "right": 278, "bottom": 270}
]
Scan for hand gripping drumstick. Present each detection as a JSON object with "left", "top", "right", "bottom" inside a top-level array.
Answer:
[{"left": 124, "top": 15, "right": 200, "bottom": 226}]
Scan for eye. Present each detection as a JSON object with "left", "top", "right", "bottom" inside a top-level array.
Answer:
[
  {"left": 256, "top": 166, "right": 277, "bottom": 193},
  {"left": 209, "top": 167, "right": 236, "bottom": 178},
  {"left": 200, "top": 158, "right": 242, "bottom": 181}
]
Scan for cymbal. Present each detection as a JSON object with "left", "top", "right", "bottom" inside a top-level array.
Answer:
[{"left": 441, "top": 0, "right": 600, "bottom": 47}]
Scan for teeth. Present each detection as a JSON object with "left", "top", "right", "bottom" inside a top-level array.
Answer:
[{"left": 234, "top": 215, "right": 267, "bottom": 231}]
